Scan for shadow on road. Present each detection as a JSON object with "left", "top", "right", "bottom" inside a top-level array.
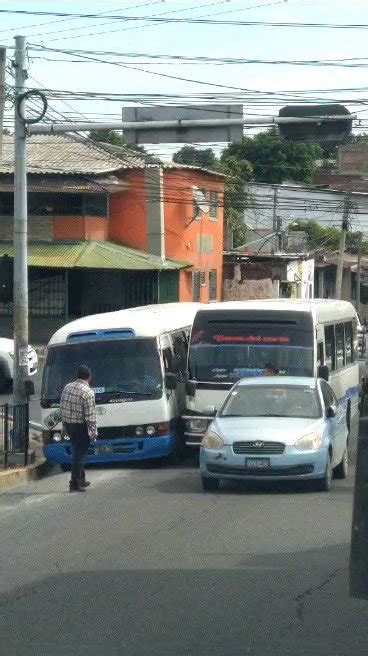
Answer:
[{"left": 0, "top": 544, "right": 366, "bottom": 656}]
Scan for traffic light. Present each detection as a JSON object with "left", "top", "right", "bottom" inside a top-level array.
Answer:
[
  {"left": 0, "top": 254, "right": 13, "bottom": 303},
  {"left": 278, "top": 104, "right": 352, "bottom": 143}
]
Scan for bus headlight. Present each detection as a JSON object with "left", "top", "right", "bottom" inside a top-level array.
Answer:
[
  {"left": 294, "top": 433, "right": 322, "bottom": 451},
  {"left": 135, "top": 426, "right": 144, "bottom": 437},
  {"left": 146, "top": 425, "right": 156, "bottom": 436},
  {"left": 186, "top": 418, "right": 209, "bottom": 434},
  {"left": 53, "top": 432, "right": 62, "bottom": 443}
]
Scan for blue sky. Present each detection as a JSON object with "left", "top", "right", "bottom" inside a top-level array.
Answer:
[{"left": 1, "top": 0, "right": 368, "bottom": 155}]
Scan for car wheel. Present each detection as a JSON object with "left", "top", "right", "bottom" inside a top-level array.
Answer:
[
  {"left": 333, "top": 448, "right": 348, "bottom": 480},
  {"left": 201, "top": 476, "right": 220, "bottom": 491},
  {"left": 316, "top": 454, "right": 333, "bottom": 492}
]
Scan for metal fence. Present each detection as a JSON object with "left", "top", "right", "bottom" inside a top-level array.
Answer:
[{"left": 0, "top": 403, "right": 30, "bottom": 469}]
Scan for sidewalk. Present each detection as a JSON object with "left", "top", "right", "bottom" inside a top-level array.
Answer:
[{"left": 0, "top": 431, "right": 49, "bottom": 492}]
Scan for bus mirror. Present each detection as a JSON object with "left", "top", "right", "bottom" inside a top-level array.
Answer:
[
  {"left": 165, "top": 373, "right": 178, "bottom": 391},
  {"left": 318, "top": 365, "right": 329, "bottom": 382},
  {"left": 186, "top": 380, "right": 196, "bottom": 397}
]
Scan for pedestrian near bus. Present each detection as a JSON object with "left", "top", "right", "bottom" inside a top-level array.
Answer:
[{"left": 60, "top": 365, "right": 98, "bottom": 492}]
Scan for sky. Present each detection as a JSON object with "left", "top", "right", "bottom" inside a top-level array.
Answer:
[{"left": 1, "top": 0, "right": 368, "bottom": 157}]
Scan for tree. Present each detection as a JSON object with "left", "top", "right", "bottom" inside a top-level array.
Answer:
[
  {"left": 88, "top": 129, "right": 146, "bottom": 153},
  {"left": 290, "top": 221, "right": 368, "bottom": 256},
  {"left": 216, "top": 155, "right": 253, "bottom": 249},
  {"left": 173, "top": 145, "right": 217, "bottom": 169},
  {"left": 222, "top": 128, "right": 323, "bottom": 184},
  {"left": 89, "top": 129, "right": 124, "bottom": 145}
]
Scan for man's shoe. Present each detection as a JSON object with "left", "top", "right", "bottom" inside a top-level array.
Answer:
[
  {"left": 69, "top": 482, "right": 85, "bottom": 493},
  {"left": 80, "top": 481, "right": 91, "bottom": 488}
]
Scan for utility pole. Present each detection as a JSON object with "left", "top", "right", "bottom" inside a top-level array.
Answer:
[
  {"left": 13, "top": 35, "right": 29, "bottom": 405},
  {"left": 335, "top": 193, "right": 350, "bottom": 300},
  {"left": 356, "top": 233, "right": 362, "bottom": 316},
  {"left": 0, "top": 46, "right": 6, "bottom": 161}
]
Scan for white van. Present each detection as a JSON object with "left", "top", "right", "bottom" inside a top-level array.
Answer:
[{"left": 41, "top": 303, "right": 201, "bottom": 467}]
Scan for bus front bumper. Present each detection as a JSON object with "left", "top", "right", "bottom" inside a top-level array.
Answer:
[{"left": 44, "top": 435, "right": 175, "bottom": 464}]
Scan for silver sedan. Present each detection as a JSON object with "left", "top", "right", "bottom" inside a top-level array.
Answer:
[{"left": 200, "top": 376, "right": 348, "bottom": 492}]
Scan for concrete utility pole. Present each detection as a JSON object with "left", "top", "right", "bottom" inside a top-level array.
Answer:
[
  {"left": 335, "top": 193, "right": 350, "bottom": 300},
  {"left": 13, "top": 35, "right": 29, "bottom": 405},
  {"left": 0, "top": 46, "right": 6, "bottom": 161},
  {"left": 356, "top": 232, "right": 362, "bottom": 316}
]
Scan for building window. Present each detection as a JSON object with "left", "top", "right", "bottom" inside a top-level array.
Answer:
[
  {"left": 192, "top": 271, "right": 200, "bottom": 301},
  {"left": 0, "top": 192, "right": 108, "bottom": 217},
  {"left": 209, "top": 270, "right": 217, "bottom": 301},
  {"left": 200, "top": 271, "right": 207, "bottom": 287},
  {"left": 209, "top": 191, "right": 219, "bottom": 220}
]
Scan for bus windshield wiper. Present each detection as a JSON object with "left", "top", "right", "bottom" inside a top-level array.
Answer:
[{"left": 96, "top": 389, "right": 154, "bottom": 397}]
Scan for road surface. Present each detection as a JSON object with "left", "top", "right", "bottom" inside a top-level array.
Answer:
[{"left": 0, "top": 459, "right": 367, "bottom": 655}]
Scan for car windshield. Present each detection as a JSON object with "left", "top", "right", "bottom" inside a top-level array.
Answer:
[
  {"left": 42, "top": 338, "right": 163, "bottom": 403},
  {"left": 220, "top": 385, "right": 321, "bottom": 419}
]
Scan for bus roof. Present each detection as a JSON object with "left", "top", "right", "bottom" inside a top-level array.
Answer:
[
  {"left": 48, "top": 303, "right": 202, "bottom": 346},
  {"left": 193, "top": 299, "right": 357, "bottom": 325}
]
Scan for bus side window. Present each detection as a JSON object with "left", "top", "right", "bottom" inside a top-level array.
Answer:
[
  {"left": 335, "top": 323, "right": 345, "bottom": 369},
  {"left": 317, "top": 342, "right": 324, "bottom": 367},
  {"left": 162, "top": 347, "right": 174, "bottom": 373},
  {"left": 171, "top": 331, "right": 188, "bottom": 374},
  {"left": 344, "top": 322, "right": 353, "bottom": 364},
  {"left": 324, "top": 325, "right": 336, "bottom": 372}
]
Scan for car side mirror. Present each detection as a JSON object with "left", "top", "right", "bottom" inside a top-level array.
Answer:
[
  {"left": 203, "top": 405, "right": 216, "bottom": 417},
  {"left": 326, "top": 405, "right": 336, "bottom": 419},
  {"left": 186, "top": 380, "right": 196, "bottom": 397},
  {"left": 318, "top": 365, "right": 329, "bottom": 382},
  {"left": 24, "top": 380, "right": 35, "bottom": 398},
  {"left": 165, "top": 373, "right": 177, "bottom": 391}
]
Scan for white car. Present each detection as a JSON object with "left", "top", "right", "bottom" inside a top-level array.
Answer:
[{"left": 0, "top": 338, "right": 38, "bottom": 393}]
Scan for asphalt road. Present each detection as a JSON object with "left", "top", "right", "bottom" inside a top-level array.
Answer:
[{"left": 0, "top": 455, "right": 367, "bottom": 656}]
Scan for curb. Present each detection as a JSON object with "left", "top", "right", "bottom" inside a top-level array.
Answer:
[{"left": 0, "top": 459, "right": 49, "bottom": 493}]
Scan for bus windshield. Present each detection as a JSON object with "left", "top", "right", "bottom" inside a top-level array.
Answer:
[
  {"left": 42, "top": 338, "right": 163, "bottom": 404},
  {"left": 189, "top": 320, "right": 314, "bottom": 382}
]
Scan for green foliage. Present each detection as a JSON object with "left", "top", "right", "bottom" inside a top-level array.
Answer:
[
  {"left": 88, "top": 129, "right": 146, "bottom": 153},
  {"left": 216, "top": 155, "right": 253, "bottom": 248},
  {"left": 222, "top": 128, "right": 323, "bottom": 184},
  {"left": 173, "top": 145, "right": 217, "bottom": 169},
  {"left": 290, "top": 221, "right": 368, "bottom": 255}
]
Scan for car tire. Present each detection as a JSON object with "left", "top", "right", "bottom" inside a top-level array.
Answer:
[
  {"left": 316, "top": 453, "right": 333, "bottom": 492},
  {"left": 333, "top": 448, "right": 348, "bottom": 480},
  {"left": 201, "top": 476, "right": 220, "bottom": 491}
]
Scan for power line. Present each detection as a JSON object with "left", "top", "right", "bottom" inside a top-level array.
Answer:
[{"left": 2, "top": 9, "right": 368, "bottom": 30}]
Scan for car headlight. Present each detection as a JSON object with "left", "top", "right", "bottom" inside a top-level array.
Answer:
[
  {"left": 294, "top": 433, "right": 322, "bottom": 451},
  {"left": 187, "top": 418, "right": 209, "bottom": 433},
  {"left": 202, "top": 431, "right": 224, "bottom": 450}
]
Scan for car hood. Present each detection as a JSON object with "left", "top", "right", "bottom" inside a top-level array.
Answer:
[{"left": 213, "top": 416, "right": 323, "bottom": 446}]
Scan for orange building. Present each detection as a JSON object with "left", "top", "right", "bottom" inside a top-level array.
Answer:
[
  {"left": 0, "top": 135, "right": 225, "bottom": 340},
  {"left": 110, "top": 163, "right": 225, "bottom": 303}
]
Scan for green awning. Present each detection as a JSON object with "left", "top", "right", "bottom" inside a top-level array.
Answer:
[{"left": 0, "top": 241, "right": 190, "bottom": 271}]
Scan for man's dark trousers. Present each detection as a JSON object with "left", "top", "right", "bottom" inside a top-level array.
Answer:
[{"left": 65, "top": 423, "right": 90, "bottom": 489}]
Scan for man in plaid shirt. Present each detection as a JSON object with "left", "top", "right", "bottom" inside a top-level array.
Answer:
[{"left": 60, "top": 364, "right": 98, "bottom": 492}]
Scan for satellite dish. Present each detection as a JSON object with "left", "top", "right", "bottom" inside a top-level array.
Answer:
[{"left": 193, "top": 186, "right": 210, "bottom": 214}]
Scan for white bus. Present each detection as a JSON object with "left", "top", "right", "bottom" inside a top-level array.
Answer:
[
  {"left": 183, "top": 299, "right": 360, "bottom": 445},
  {"left": 41, "top": 303, "right": 201, "bottom": 466}
]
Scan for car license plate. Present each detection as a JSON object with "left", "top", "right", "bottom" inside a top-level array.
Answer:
[
  {"left": 94, "top": 445, "right": 113, "bottom": 456},
  {"left": 246, "top": 458, "right": 270, "bottom": 469}
]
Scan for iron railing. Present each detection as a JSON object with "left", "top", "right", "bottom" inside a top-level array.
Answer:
[{"left": 0, "top": 403, "right": 30, "bottom": 469}]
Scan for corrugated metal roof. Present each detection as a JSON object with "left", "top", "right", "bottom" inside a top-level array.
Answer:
[
  {"left": 0, "top": 134, "right": 146, "bottom": 175},
  {"left": 0, "top": 134, "right": 226, "bottom": 178},
  {"left": 0, "top": 241, "right": 190, "bottom": 271},
  {"left": 0, "top": 176, "right": 129, "bottom": 194}
]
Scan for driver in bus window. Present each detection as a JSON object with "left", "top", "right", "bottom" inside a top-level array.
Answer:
[{"left": 264, "top": 363, "right": 279, "bottom": 377}]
